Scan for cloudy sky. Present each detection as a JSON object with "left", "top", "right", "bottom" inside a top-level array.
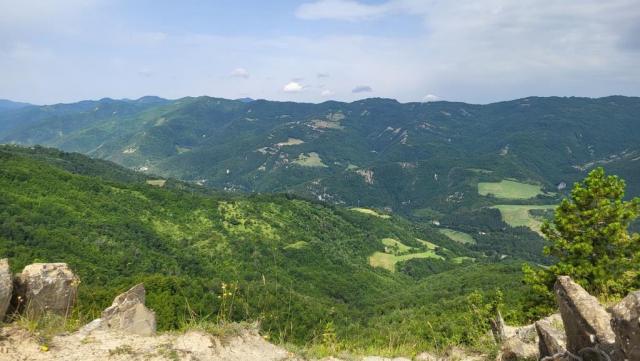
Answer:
[{"left": 1, "top": 0, "right": 639, "bottom": 104}]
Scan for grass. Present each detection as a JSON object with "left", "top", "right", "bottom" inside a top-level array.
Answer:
[
  {"left": 381, "top": 238, "right": 413, "bottom": 253},
  {"left": 284, "top": 241, "right": 309, "bottom": 250},
  {"left": 276, "top": 138, "right": 304, "bottom": 147},
  {"left": 493, "top": 204, "right": 556, "bottom": 235},
  {"left": 477, "top": 179, "right": 543, "bottom": 199},
  {"left": 369, "top": 251, "right": 444, "bottom": 272},
  {"left": 451, "top": 256, "right": 475, "bottom": 264},
  {"left": 146, "top": 179, "right": 167, "bottom": 187},
  {"left": 293, "top": 152, "right": 328, "bottom": 167},
  {"left": 350, "top": 207, "right": 391, "bottom": 219},
  {"left": 438, "top": 229, "right": 476, "bottom": 244},
  {"left": 415, "top": 238, "right": 438, "bottom": 250}
]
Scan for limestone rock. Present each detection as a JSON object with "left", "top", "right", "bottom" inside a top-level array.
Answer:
[
  {"left": 499, "top": 336, "right": 538, "bottom": 361},
  {"left": 14, "top": 263, "right": 79, "bottom": 317},
  {"left": 610, "top": 290, "right": 640, "bottom": 360},
  {"left": 0, "top": 259, "right": 12, "bottom": 321},
  {"left": 101, "top": 283, "right": 156, "bottom": 336},
  {"left": 554, "top": 276, "right": 625, "bottom": 360},
  {"left": 535, "top": 315, "right": 566, "bottom": 358}
]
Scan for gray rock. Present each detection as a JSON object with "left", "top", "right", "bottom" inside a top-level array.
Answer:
[
  {"left": 0, "top": 259, "right": 12, "bottom": 321},
  {"left": 554, "top": 276, "right": 622, "bottom": 360},
  {"left": 499, "top": 336, "right": 538, "bottom": 361},
  {"left": 610, "top": 290, "right": 640, "bottom": 360},
  {"left": 15, "top": 263, "right": 79, "bottom": 317},
  {"left": 535, "top": 316, "right": 566, "bottom": 357},
  {"left": 101, "top": 283, "right": 156, "bottom": 336}
]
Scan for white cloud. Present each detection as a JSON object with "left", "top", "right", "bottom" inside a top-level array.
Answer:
[
  {"left": 422, "top": 94, "right": 441, "bottom": 102},
  {"left": 230, "top": 67, "right": 250, "bottom": 78},
  {"left": 296, "top": 0, "right": 391, "bottom": 21},
  {"left": 283, "top": 81, "right": 304, "bottom": 93},
  {"left": 321, "top": 89, "right": 333, "bottom": 96}
]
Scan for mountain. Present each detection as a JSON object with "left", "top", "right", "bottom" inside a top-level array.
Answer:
[
  {"left": 0, "top": 145, "right": 531, "bottom": 353},
  {"left": 0, "top": 99, "right": 32, "bottom": 111},
  {"left": 1, "top": 96, "right": 638, "bottom": 223}
]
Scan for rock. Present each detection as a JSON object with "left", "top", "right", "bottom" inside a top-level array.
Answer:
[
  {"left": 101, "top": 283, "right": 156, "bottom": 336},
  {"left": 610, "top": 290, "right": 640, "bottom": 360},
  {"left": 535, "top": 315, "right": 566, "bottom": 358},
  {"left": 14, "top": 263, "right": 79, "bottom": 317},
  {"left": 415, "top": 352, "right": 439, "bottom": 361},
  {"left": 0, "top": 259, "right": 12, "bottom": 321},
  {"left": 499, "top": 336, "right": 538, "bottom": 361},
  {"left": 361, "top": 357, "right": 411, "bottom": 361},
  {"left": 554, "top": 276, "right": 622, "bottom": 360}
]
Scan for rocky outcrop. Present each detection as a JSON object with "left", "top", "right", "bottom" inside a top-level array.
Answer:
[
  {"left": 14, "top": 263, "right": 79, "bottom": 317},
  {"left": 499, "top": 336, "right": 538, "bottom": 361},
  {"left": 554, "top": 276, "right": 622, "bottom": 359},
  {"left": 610, "top": 291, "right": 640, "bottom": 360},
  {"left": 97, "top": 283, "right": 156, "bottom": 336},
  {"left": 0, "top": 259, "right": 12, "bottom": 321},
  {"left": 535, "top": 316, "right": 566, "bottom": 358}
]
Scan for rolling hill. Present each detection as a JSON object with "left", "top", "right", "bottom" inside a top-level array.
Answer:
[
  {"left": 0, "top": 145, "right": 532, "bottom": 354},
  {"left": 1, "top": 96, "right": 638, "bottom": 218}
]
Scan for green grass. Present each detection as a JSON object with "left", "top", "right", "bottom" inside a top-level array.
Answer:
[
  {"left": 351, "top": 207, "right": 391, "bottom": 219},
  {"left": 493, "top": 204, "right": 556, "bottom": 234},
  {"left": 477, "top": 180, "right": 544, "bottom": 199},
  {"left": 284, "top": 241, "right": 309, "bottom": 250},
  {"left": 381, "top": 238, "right": 412, "bottom": 253},
  {"left": 438, "top": 229, "right": 476, "bottom": 244},
  {"left": 369, "top": 251, "right": 444, "bottom": 272},
  {"left": 415, "top": 238, "right": 438, "bottom": 250},
  {"left": 293, "top": 152, "right": 328, "bottom": 167}
]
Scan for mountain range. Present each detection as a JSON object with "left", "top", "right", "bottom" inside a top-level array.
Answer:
[{"left": 1, "top": 95, "right": 638, "bottom": 218}]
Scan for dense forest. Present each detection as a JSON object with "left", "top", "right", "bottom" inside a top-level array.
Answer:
[{"left": 0, "top": 145, "right": 535, "bottom": 355}]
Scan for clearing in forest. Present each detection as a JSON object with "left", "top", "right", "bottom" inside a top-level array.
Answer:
[
  {"left": 369, "top": 251, "right": 443, "bottom": 272},
  {"left": 438, "top": 229, "right": 476, "bottom": 244},
  {"left": 478, "top": 179, "right": 543, "bottom": 199},
  {"left": 493, "top": 204, "right": 556, "bottom": 235},
  {"left": 293, "top": 152, "right": 328, "bottom": 167},
  {"left": 350, "top": 207, "right": 391, "bottom": 219}
]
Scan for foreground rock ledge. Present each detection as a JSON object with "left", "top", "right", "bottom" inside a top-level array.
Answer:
[{"left": 14, "top": 263, "right": 79, "bottom": 317}]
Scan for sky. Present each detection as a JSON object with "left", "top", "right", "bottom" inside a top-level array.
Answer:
[{"left": 1, "top": 0, "right": 639, "bottom": 105}]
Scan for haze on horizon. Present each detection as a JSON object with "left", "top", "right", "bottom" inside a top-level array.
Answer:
[{"left": 1, "top": 0, "right": 639, "bottom": 105}]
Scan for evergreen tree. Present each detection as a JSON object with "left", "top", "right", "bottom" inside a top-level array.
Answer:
[{"left": 524, "top": 167, "right": 640, "bottom": 301}]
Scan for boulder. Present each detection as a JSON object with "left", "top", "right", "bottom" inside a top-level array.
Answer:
[
  {"left": 101, "top": 283, "right": 156, "bottom": 336},
  {"left": 499, "top": 336, "right": 538, "bottom": 361},
  {"left": 0, "top": 259, "right": 12, "bottom": 321},
  {"left": 610, "top": 290, "right": 640, "bottom": 360},
  {"left": 535, "top": 316, "right": 566, "bottom": 357},
  {"left": 554, "top": 276, "right": 622, "bottom": 360},
  {"left": 14, "top": 263, "right": 79, "bottom": 317}
]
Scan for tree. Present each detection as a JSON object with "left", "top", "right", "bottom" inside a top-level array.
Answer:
[{"left": 524, "top": 167, "right": 640, "bottom": 302}]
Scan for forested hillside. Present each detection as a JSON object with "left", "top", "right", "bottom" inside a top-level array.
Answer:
[
  {"left": 0, "top": 145, "right": 533, "bottom": 354},
  {"left": 1, "top": 96, "right": 638, "bottom": 216}
]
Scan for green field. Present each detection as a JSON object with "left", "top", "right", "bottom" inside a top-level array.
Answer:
[
  {"left": 438, "top": 229, "right": 476, "bottom": 244},
  {"left": 415, "top": 238, "right": 438, "bottom": 250},
  {"left": 493, "top": 204, "right": 556, "bottom": 235},
  {"left": 293, "top": 152, "right": 328, "bottom": 167},
  {"left": 381, "top": 238, "right": 413, "bottom": 252},
  {"left": 369, "top": 251, "right": 444, "bottom": 272},
  {"left": 350, "top": 207, "right": 391, "bottom": 219},
  {"left": 478, "top": 179, "right": 544, "bottom": 199}
]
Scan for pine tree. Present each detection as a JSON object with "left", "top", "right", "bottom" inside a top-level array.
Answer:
[{"left": 524, "top": 167, "right": 640, "bottom": 300}]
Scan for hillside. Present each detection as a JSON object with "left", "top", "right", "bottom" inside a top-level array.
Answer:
[
  {"left": 0, "top": 145, "right": 532, "bottom": 354},
  {"left": 1, "top": 96, "right": 639, "bottom": 216}
]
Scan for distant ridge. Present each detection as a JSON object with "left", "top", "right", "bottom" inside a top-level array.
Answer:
[{"left": 0, "top": 99, "right": 32, "bottom": 110}]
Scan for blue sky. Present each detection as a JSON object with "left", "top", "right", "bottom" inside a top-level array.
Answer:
[{"left": 1, "top": 0, "right": 639, "bottom": 104}]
